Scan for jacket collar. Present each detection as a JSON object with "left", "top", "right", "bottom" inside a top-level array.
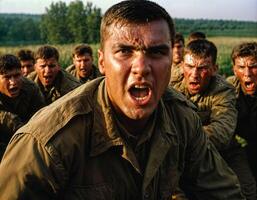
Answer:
[{"left": 90, "top": 80, "right": 178, "bottom": 189}]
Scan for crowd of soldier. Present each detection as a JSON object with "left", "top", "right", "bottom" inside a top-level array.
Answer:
[{"left": 0, "top": 1, "right": 256, "bottom": 199}]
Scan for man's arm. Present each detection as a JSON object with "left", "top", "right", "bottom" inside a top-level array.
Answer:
[
  {"left": 202, "top": 87, "right": 237, "bottom": 150},
  {"left": 181, "top": 113, "right": 244, "bottom": 200}
]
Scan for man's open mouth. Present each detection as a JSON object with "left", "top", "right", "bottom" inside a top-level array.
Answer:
[
  {"left": 129, "top": 84, "right": 151, "bottom": 103},
  {"left": 189, "top": 82, "right": 200, "bottom": 88},
  {"left": 9, "top": 87, "right": 19, "bottom": 96},
  {"left": 244, "top": 81, "right": 255, "bottom": 90}
]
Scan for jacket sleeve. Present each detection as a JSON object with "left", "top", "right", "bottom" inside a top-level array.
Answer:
[
  {"left": 0, "top": 133, "right": 63, "bottom": 200},
  {"left": 202, "top": 87, "right": 237, "bottom": 150},
  {"left": 181, "top": 113, "right": 245, "bottom": 200}
]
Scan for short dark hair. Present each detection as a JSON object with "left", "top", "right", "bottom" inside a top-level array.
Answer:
[
  {"left": 72, "top": 44, "right": 93, "bottom": 57},
  {"left": 231, "top": 42, "right": 257, "bottom": 65},
  {"left": 188, "top": 31, "right": 206, "bottom": 42},
  {"left": 174, "top": 32, "right": 185, "bottom": 45},
  {"left": 35, "top": 45, "right": 59, "bottom": 61},
  {"left": 100, "top": 0, "right": 175, "bottom": 48},
  {"left": 17, "top": 49, "right": 35, "bottom": 63},
  {"left": 0, "top": 54, "right": 21, "bottom": 74},
  {"left": 185, "top": 39, "right": 217, "bottom": 64}
]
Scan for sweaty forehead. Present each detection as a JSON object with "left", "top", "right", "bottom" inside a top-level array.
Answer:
[
  {"left": 184, "top": 54, "right": 212, "bottom": 65},
  {"left": 235, "top": 56, "right": 257, "bottom": 64},
  {"left": 107, "top": 20, "right": 171, "bottom": 47}
]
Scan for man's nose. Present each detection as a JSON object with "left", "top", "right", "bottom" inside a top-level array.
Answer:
[
  {"left": 23, "top": 67, "right": 29, "bottom": 74},
  {"left": 44, "top": 66, "right": 52, "bottom": 73},
  {"left": 9, "top": 76, "right": 18, "bottom": 84},
  {"left": 131, "top": 52, "right": 151, "bottom": 76},
  {"left": 244, "top": 67, "right": 251, "bottom": 76},
  {"left": 191, "top": 67, "right": 199, "bottom": 77}
]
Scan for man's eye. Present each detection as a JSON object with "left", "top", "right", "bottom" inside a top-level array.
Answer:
[
  {"left": 250, "top": 64, "right": 257, "bottom": 69},
  {"left": 148, "top": 49, "right": 167, "bottom": 56},
  {"left": 237, "top": 65, "right": 245, "bottom": 70},
  {"left": 198, "top": 66, "right": 209, "bottom": 71},
  {"left": 48, "top": 64, "right": 56, "bottom": 68},
  {"left": 3, "top": 75, "right": 10, "bottom": 79},
  {"left": 184, "top": 64, "right": 194, "bottom": 69},
  {"left": 119, "top": 48, "right": 132, "bottom": 54}
]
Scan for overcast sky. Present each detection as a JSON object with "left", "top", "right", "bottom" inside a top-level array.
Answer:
[{"left": 0, "top": 0, "right": 256, "bottom": 21}]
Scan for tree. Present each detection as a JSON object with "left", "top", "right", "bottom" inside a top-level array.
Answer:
[
  {"left": 40, "top": 1, "right": 71, "bottom": 44},
  {"left": 67, "top": 0, "right": 88, "bottom": 43},
  {"left": 85, "top": 2, "right": 101, "bottom": 44}
]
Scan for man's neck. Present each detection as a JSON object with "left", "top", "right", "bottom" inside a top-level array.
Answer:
[{"left": 116, "top": 113, "right": 150, "bottom": 137}]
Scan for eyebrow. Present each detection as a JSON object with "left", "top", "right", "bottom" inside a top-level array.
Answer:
[
  {"left": 113, "top": 43, "right": 170, "bottom": 51},
  {"left": 249, "top": 62, "right": 257, "bottom": 67}
]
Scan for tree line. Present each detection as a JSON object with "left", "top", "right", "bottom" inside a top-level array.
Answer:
[
  {"left": 0, "top": 0, "right": 256, "bottom": 45},
  {"left": 0, "top": 0, "right": 101, "bottom": 45}
]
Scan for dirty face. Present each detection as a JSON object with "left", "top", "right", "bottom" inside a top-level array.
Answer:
[
  {"left": 20, "top": 60, "right": 34, "bottom": 77},
  {"left": 233, "top": 56, "right": 257, "bottom": 96},
  {"left": 183, "top": 54, "right": 217, "bottom": 95},
  {"left": 172, "top": 41, "right": 184, "bottom": 65},
  {"left": 34, "top": 57, "right": 60, "bottom": 87},
  {"left": 0, "top": 68, "right": 22, "bottom": 98},
  {"left": 73, "top": 54, "right": 94, "bottom": 78},
  {"left": 98, "top": 20, "right": 172, "bottom": 124}
]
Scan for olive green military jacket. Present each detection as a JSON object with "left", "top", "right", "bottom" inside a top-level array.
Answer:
[
  {"left": 227, "top": 75, "right": 257, "bottom": 143},
  {"left": 66, "top": 64, "right": 101, "bottom": 84},
  {"left": 28, "top": 69, "right": 81, "bottom": 104},
  {"left": 0, "top": 78, "right": 244, "bottom": 200},
  {"left": 170, "top": 63, "right": 183, "bottom": 84},
  {"left": 172, "top": 74, "right": 237, "bottom": 151},
  {"left": 0, "top": 77, "right": 45, "bottom": 157}
]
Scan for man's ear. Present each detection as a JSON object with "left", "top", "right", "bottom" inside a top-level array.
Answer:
[{"left": 98, "top": 49, "right": 105, "bottom": 75}]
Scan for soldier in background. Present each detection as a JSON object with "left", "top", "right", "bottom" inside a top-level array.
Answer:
[
  {"left": 188, "top": 31, "right": 206, "bottom": 43},
  {"left": 0, "top": 54, "right": 45, "bottom": 159},
  {"left": 28, "top": 45, "right": 81, "bottom": 104},
  {"left": 172, "top": 39, "right": 256, "bottom": 200},
  {"left": 227, "top": 42, "right": 257, "bottom": 194},
  {"left": 66, "top": 44, "right": 101, "bottom": 83},
  {"left": 170, "top": 32, "right": 185, "bottom": 83},
  {"left": 0, "top": 1, "right": 245, "bottom": 199},
  {"left": 17, "top": 49, "right": 35, "bottom": 77}
]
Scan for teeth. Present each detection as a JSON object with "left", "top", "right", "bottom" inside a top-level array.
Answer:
[
  {"left": 135, "top": 96, "right": 147, "bottom": 101},
  {"left": 245, "top": 82, "right": 253, "bottom": 88},
  {"left": 134, "top": 85, "right": 147, "bottom": 89}
]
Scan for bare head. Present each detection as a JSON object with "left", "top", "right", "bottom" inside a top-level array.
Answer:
[
  {"left": 232, "top": 42, "right": 257, "bottom": 96},
  {"left": 100, "top": 0, "right": 175, "bottom": 49}
]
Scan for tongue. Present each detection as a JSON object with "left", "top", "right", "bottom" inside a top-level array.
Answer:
[{"left": 130, "top": 88, "right": 148, "bottom": 98}]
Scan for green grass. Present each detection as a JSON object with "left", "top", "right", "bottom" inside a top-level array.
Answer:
[{"left": 1, "top": 37, "right": 257, "bottom": 76}]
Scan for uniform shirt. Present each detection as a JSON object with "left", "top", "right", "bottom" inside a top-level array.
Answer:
[
  {"left": 0, "top": 77, "right": 244, "bottom": 200},
  {"left": 172, "top": 74, "right": 237, "bottom": 150},
  {"left": 28, "top": 69, "right": 81, "bottom": 104},
  {"left": 66, "top": 64, "right": 101, "bottom": 84},
  {"left": 170, "top": 63, "right": 183, "bottom": 84}
]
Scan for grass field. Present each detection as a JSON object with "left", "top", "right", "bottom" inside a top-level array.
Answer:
[{"left": 1, "top": 36, "right": 257, "bottom": 76}]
